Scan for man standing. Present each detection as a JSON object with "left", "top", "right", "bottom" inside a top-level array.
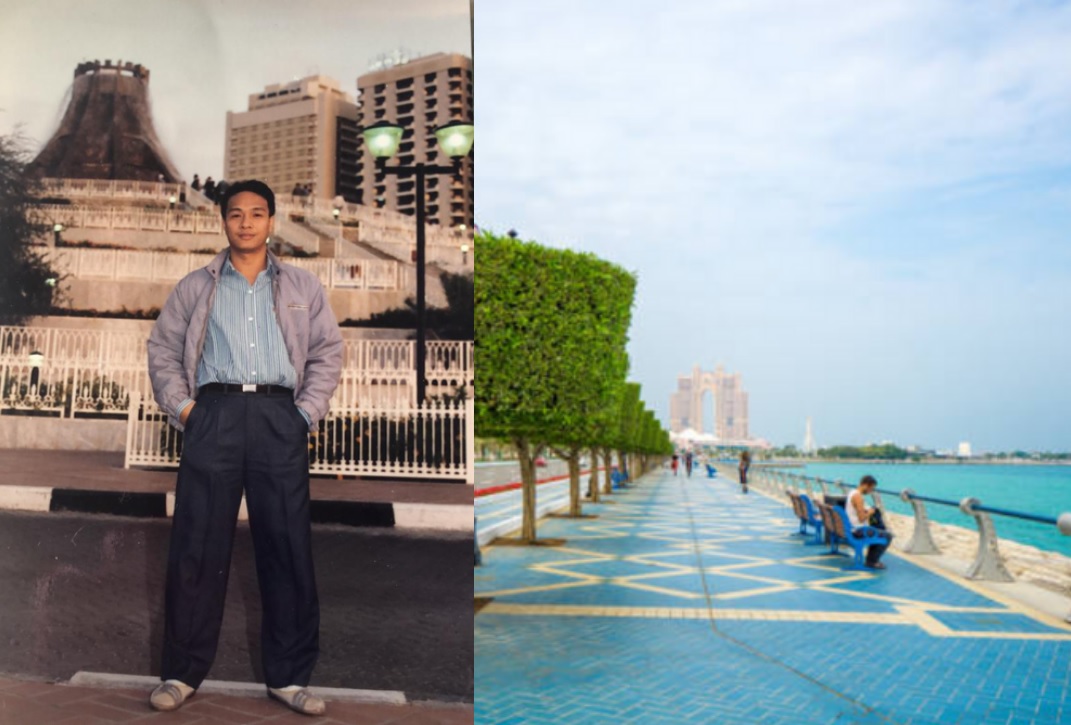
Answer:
[{"left": 147, "top": 180, "right": 343, "bottom": 715}]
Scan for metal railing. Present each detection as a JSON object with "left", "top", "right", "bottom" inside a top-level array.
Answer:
[
  {"left": 125, "top": 392, "right": 474, "bottom": 482},
  {"left": 0, "top": 328, "right": 472, "bottom": 415},
  {"left": 1, "top": 327, "right": 471, "bottom": 377},
  {"left": 748, "top": 467, "right": 1071, "bottom": 615}
]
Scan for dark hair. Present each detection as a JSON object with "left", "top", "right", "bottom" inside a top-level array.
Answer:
[
  {"left": 860, "top": 475, "right": 877, "bottom": 487},
  {"left": 219, "top": 179, "right": 275, "bottom": 219}
]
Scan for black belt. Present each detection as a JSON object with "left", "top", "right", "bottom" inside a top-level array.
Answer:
[{"left": 199, "top": 383, "right": 293, "bottom": 395}]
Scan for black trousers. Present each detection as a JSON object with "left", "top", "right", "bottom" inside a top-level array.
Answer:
[{"left": 160, "top": 390, "right": 318, "bottom": 689}]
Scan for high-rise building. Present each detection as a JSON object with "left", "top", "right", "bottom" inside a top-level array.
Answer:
[
  {"left": 669, "top": 365, "right": 750, "bottom": 440},
  {"left": 353, "top": 53, "right": 473, "bottom": 228},
  {"left": 224, "top": 76, "right": 359, "bottom": 200}
]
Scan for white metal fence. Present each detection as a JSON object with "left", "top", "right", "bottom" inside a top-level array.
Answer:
[
  {"left": 0, "top": 327, "right": 473, "bottom": 416},
  {"left": 125, "top": 392, "right": 474, "bottom": 482},
  {"left": 39, "top": 248, "right": 400, "bottom": 291}
]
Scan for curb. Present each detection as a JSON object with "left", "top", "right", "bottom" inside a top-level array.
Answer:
[
  {"left": 0, "top": 485, "right": 473, "bottom": 532},
  {"left": 476, "top": 489, "right": 570, "bottom": 547},
  {"left": 68, "top": 671, "right": 408, "bottom": 705}
]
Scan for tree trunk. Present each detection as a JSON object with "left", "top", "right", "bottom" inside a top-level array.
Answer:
[
  {"left": 515, "top": 437, "right": 538, "bottom": 543},
  {"left": 602, "top": 447, "right": 613, "bottom": 494},
  {"left": 567, "top": 450, "right": 581, "bottom": 517},
  {"left": 588, "top": 447, "right": 600, "bottom": 503},
  {"left": 618, "top": 450, "right": 628, "bottom": 484}
]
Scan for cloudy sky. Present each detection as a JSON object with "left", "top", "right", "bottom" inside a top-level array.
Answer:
[
  {"left": 476, "top": 0, "right": 1071, "bottom": 452},
  {"left": 0, "top": 0, "right": 471, "bottom": 181}
]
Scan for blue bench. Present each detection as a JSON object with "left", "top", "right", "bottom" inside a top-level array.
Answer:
[
  {"left": 787, "top": 491, "right": 823, "bottom": 544},
  {"left": 706, "top": 463, "right": 716, "bottom": 478},
  {"left": 817, "top": 501, "right": 890, "bottom": 571},
  {"left": 611, "top": 468, "right": 626, "bottom": 489}
]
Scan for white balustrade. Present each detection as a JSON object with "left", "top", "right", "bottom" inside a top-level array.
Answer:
[
  {"left": 40, "top": 178, "right": 185, "bottom": 203},
  {"left": 152, "top": 252, "right": 189, "bottom": 280},
  {"left": 36, "top": 248, "right": 399, "bottom": 290},
  {"left": 115, "top": 252, "right": 153, "bottom": 279},
  {"left": 36, "top": 203, "right": 223, "bottom": 235}
]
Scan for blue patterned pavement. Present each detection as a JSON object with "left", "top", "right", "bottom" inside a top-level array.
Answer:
[{"left": 475, "top": 470, "right": 1071, "bottom": 724}]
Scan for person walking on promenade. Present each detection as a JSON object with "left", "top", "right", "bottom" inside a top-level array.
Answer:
[
  {"left": 847, "top": 475, "right": 893, "bottom": 570},
  {"left": 146, "top": 179, "right": 343, "bottom": 715},
  {"left": 191, "top": 173, "right": 201, "bottom": 192},
  {"left": 684, "top": 451, "right": 693, "bottom": 477},
  {"left": 671, "top": 454, "right": 679, "bottom": 476},
  {"left": 738, "top": 450, "right": 751, "bottom": 494}
]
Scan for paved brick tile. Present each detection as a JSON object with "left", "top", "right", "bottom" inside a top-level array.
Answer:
[
  {"left": 476, "top": 471, "right": 1071, "bottom": 725},
  {"left": 59, "top": 699, "right": 146, "bottom": 722},
  {"left": 201, "top": 694, "right": 288, "bottom": 718},
  {"left": 0, "top": 678, "right": 467, "bottom": 725},
  {"left": 181, "top": 699, "right": 270, "bottom": 723}
]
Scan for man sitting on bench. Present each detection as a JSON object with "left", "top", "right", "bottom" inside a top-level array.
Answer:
[{"left": 847, "top": 475, "right": 893, "bottom": 570}]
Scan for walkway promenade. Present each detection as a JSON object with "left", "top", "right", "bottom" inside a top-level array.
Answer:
[{"left": 475, "top": 469, "right": 1071, "bottom": 724}]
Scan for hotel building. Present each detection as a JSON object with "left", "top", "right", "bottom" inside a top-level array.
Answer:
[
  {"left": 353, "top": 53, "right": 473, "bottom": 228},
  {"left": 224, "top": 76, "right": 359, "bottom": 201}
]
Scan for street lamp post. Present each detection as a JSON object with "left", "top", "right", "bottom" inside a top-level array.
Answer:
[{"left": 362, "top": 120, "right": 474, "bottom": 405}]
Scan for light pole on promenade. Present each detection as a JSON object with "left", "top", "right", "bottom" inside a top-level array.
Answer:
[{"left": 361, "top": 120, "right": 474, "bottom": 405}]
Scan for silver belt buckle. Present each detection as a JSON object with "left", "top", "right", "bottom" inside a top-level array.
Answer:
[{"left": 242, "top": 384, "right": 257, "bottom": 392}]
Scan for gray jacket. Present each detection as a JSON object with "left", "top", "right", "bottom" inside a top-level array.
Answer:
[{"left": 147, "top": 249, "right": 344, "bottom": 430}]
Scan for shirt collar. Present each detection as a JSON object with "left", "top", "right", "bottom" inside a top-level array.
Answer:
[{"left": 223, "top": 257, "right": 274, "bottom": 278}]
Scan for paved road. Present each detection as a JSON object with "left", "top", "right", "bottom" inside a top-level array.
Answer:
[
  {"left": 0, "top": 511, "right": 472, "bottom": 703},
  {"left": 474, "top": 459, "right": 571, "bottom": 490}
]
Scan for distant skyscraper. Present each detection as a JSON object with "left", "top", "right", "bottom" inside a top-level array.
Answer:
[
  {"left": 224, "top": 75, "right": 359, "bottom": 200},
  {"left": 803, "top": 417, "right": 816, "bottom": 454},
  {"left": 354, "top": 52, "right": 473, "bottom": 228},
  {"left": 669, "top": 365, "right": 749, "bottom": 440}
]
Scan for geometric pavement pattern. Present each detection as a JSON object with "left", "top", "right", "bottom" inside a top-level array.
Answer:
[{"left": 475, "top": 471, "right": 1071, "bottom": 724}]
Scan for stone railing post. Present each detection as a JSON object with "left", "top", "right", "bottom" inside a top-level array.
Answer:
[
  {"left": 1057, "top": 513, "right": 1071, "bottom": 623},
  {"left": 899, "top": 489, "right": 939, "bottom": 555},
  {"left": 836, "top": 480, "right": 850, "bottom": 496},
  {"left": 817, "top": 478, "right": 830, "bottom": 497},
  {"left": 959, "top": 497, "right": 1014, "bottom": 582}
]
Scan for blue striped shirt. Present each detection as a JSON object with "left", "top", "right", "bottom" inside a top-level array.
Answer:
[
  {"left": 178, "top": 258, "right": 308, "bottom": 423},
  {"left": 197, "top": 259, "right": 296, "bottom": 389}
]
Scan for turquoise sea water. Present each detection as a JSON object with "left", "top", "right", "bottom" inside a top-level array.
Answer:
[{"left": 783, "top": 463, "right": 1071, "bottom": 557}]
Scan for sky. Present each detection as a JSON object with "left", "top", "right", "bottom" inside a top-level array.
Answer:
[
  {"left": 476, "top": 0, "right": 1071, "bottom": 453},
  {"left": 0, "top": 0, "right": 471, "bottom": 181}
]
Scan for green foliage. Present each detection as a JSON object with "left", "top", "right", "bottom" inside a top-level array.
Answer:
[
  {"left": 475, "top": 231, "right": 635, "bottom": 448},
  {"left": 817, "top": 443, "right": 910, "bottom": 460},
  {"left": 342, "top": 270, "right": 473, "bottom": 340},
  {"left": 0, "top": 133, "right": 62, "bottom": 325}
]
